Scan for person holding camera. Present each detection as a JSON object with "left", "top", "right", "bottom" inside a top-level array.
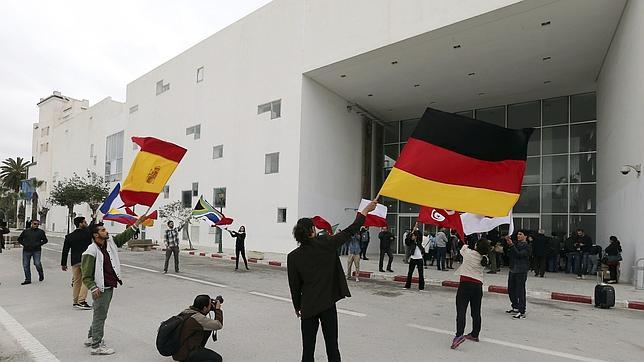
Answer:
[
  {"left": 81, "top": 215, "right": 147, "bottom": 355},
  {"left": 173, "top": 294, "right": 224, "bottom": 362},
  {"left": 288, "top": 198, "right": 378, "bottom": 362}
]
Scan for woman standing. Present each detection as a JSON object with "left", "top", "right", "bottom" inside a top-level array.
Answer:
[
  {"left": 287, "top": 199, "right": 377, "bottom": 362},
  {"left": 227, "top": 226, "right": 248, "bottom": 270},
  {"left": 451, "top": 239, "right": 491, "bottom": 349},
  {"left": 604, "top": 236, "right": 622, "bottom": 284}
]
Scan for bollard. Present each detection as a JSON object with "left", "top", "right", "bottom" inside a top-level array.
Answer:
[{"left": 633, "top": 258, "right": 644, "bottom": 290}]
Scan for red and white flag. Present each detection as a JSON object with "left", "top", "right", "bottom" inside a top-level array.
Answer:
[
  {"left": 312, "top": 216, "right": 334, "bottom": 235},
  {"left": 418, "top": 207, "right": 465, "bottom": 240},
  {"left": 419, "top": 207, "right": 513, "bottom": 239},
  {"left": 358, "top": 199, "right": 388, "bottom": 227}
]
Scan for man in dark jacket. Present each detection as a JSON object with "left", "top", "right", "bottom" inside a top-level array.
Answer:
[
  {"left": 506, "top": 231, "right": 530, "bottom": 319},
  {"left": 404, "top": 230, "right": 426, "bottom": 290},
  {"left": 173, "top": 294, "right": 224, "bottom": 362},
  {"left": 0, "top": 220, "right": 9, "bottom": 253},
  {"left": 287, "top": 200, "right": 376, "bottom": 362},
  {"left": 359, "top": 226, "right": 370, "bottom": 260},
  {"left": 532, "top": 229, "right": 549, "bottom": 277},
  {"left": 574, "top": 229, "right": 593, "bottom": 279},
  {"left": 378, "top": 226, "right": 395, "bottom": 272},
  {"left": 18, "top": 219, "right": 48, "bottom": 285},
  {"left": 61, "top": 216, "right": 94, "bottom": 309}
]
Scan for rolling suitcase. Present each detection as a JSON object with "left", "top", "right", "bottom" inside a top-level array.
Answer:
[{"left": 594, "top": 272, "right": 615, "bottom": 309}]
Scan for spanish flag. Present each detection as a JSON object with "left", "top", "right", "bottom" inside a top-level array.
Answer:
[
  {"left": 379, "top": 108, "right": 533, "bottom": 217},
  {"left": 121, "top": 137, "right": 187, "bottom": 207}
]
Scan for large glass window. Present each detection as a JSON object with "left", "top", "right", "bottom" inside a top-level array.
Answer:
[
  {"left": 542, "top": 185, "right": 568, "bottom": 213},
  {"left": 384, "top": 124, "right": 399, "bottom": 144},
  {"left": 570, "top": 184, "right": 596, "bottom": 213},
  {"left": 527, "top": 130, "right": 540, "bottom": 156},
  {"left": 475, "top": 106, "right": 505, "bottom": 127},
  {"left": 523, "top": 157, "right": 540, "bottom": 185},
  {"left": 542, "top": 155, "right": 568, "bottom": 184},
  {"left": 507, "top": 101, "right": 540, "bottom": 128},
  {"left": 400, "top": 120, "right": 418, "bottom": 142},
  {"left": 570, "top": 93, "right": 596, "bottom": 123},
  {"left": 542, "top": 97, "right": 568, "bottom": 126},
  {"left": 542, "top": 126, "right": 568, "bottom": 154},
  {"left": 105, "top": 131, "right": 124, "bottom": 182},
  {"left": 384, "top": 144, "right": 398, "bottom": 169},
  {"left": 570, "top": 153, "right": 596, "bottom": 183},
  {"left": 514, "top": 186, "right": 539, "bottom": 213},
  {"left": 570, "top": 123, "right": 596, "bottom": 152}
]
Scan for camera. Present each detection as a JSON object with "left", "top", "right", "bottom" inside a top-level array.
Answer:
[{"left": 211, "top": 295, "right": 224, "bottom": 309}]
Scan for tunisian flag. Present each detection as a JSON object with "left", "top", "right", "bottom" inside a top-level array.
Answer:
[
  {"left": 312, "top": 216, "right": 334, "bottom": 235},
  {"left": 418, "top": 207, "right": 465, "bottom": 240},
  {"left": 357, "top": 199, "right": 388, "bottom": 227}
]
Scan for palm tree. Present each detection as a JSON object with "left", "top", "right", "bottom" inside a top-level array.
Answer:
[{"left": 0, "top": 157, "right": 31, "bottom": 192}]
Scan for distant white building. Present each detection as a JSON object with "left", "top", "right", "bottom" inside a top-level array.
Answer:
[{"left": 29, "top": 0, "right": 644, "bottom": 281}]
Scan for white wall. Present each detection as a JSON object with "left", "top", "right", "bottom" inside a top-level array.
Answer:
[
  {"left": 298, "top": 77, "right": 363, "bottom": 237},
  {"left": 596, "top": 0, "right": 644, "bottom": 282}
]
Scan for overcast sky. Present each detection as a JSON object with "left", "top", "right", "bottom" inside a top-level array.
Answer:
[{"left": 0, "top": 0, "right": 272, "bottom": 163}]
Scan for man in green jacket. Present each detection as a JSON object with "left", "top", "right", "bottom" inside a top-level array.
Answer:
[{"left": 81, "top": 215, "right": 147, "bottom": 356}]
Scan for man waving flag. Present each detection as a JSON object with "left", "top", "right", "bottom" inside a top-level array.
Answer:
[
  {"left": 120, "top": 137, "right": 187, "bottom": 207},
  {"left": 379, "top": 108, "right": 533, "bottom": 217}
]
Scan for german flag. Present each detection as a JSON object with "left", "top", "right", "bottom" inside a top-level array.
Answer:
[
  {"left": 121, "top": 137, "right": 187, "bottom": 207},
  {"left": 379, "top": 108, "right": 533, "bottom": 217}
]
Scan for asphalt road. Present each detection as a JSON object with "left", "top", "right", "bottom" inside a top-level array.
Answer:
[{"left": 1, "top": 236, "right": 643, "bottom": 362}]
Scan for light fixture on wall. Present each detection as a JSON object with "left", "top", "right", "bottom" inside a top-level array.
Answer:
[{"left": 620, "top": 164, "right": 641, "bottom": 177}]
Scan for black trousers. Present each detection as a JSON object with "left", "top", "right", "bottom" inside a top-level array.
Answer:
[
  {"left": 609, "top": 263, "right": 619, "bottom": 281},
  {"left": 360, "top": 242, "right": 369, "bottom": 259},
  {"left": 186, "top": 347, "right": 222, "bottom": 362},
  {"left": 455, "top": 281, "right": 483, "bottom": 338},
  {"left": 235, "top": 246, "right": 248, "bottom": 269},
  {"left": 508, "top": 272, "right": 527, "bottom": 313},
  {"left": 301, "top": 305, "right": 340, "bottom": 362},
  {"left": 404, "top": 258, "right": 425, "bottom": 290},
  {"left": 379, "top": 248, "right": 393, "bottom": 271},
  {"left": 533, "top": 256, "right": 547, "bottom": 276},
  {"left": 164, "top": 246, "right": 179, "bottom": 272}
]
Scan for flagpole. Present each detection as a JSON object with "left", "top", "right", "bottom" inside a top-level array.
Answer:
[{"left": 217, "top": 207, "right": 223, "bottom": 254}]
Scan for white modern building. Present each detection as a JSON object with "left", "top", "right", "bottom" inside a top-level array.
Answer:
[{"left": 29, "top": 0, "right": 644, "bottom": 281}]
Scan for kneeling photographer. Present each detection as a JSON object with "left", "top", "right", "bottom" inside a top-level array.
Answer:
[{"left": 173, "top": 294, "right": 224, "bottom": 362}]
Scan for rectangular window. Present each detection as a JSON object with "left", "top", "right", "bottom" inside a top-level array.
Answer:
[
  {"left": 181, "top": 190, "right": 192, "bottom": 208},
  {"left": 265, "top": 152, "right": 279, "bottom": 174},
  {"left": 212, "top": 145, "right": 223, "bottom": 159},
  {"left": 156, "top": 80, "right": 170, "bottom": 95},
  {"left": 105, "top": 131, "right": 124, "bottom": 182},
  {"left": 257, "top": 99, "right": 282, "bottom": 119},
  {"left": 186, "top": 124, "right": 201, "bottom": 140},
  {"left": 163, "top": 185, "right": 170, "bottom": 199},
  {"left": 129, "top": 105, "right": 139, "bottom": 113},
  {"left": 192, "top": 182, "right": 199, "bottom": 197},
  {"left": 41, "top": 127, "right": 49, "bottom": 137},
  {"left": 277, "top": 208, "right": 287, "bottom": 223},
  {"left": 196, "top": 66, "right": 204, "bottom": 83},
  {"left": 213, "top": 187, "right": 226, "bottom": 208}
]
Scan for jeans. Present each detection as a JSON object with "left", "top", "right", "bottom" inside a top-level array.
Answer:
[
  {"left": 187, "top": 348, "right": 223, "bottom": 362},
  {"left": 435, "top": 247, "right": 446, "bottom": 270},
  {"left": 301, "top": 305, "right": 340, "bottom": 362},
  {"left": 566, "top": 252, "right": 579, "bottom": 273},
  {"left": 88, "top": 287, "right": 113, "bottom": 348},
  {"left": 576, "top": 252, "right": 591, "bottom": 276},
  {"left": 71, "top": 264, "right": 88, "bottom": 304},
  {"left": 547, "top": 255, "right": 559, "bottom": 272},
  {"left": 379, "top": 248, "right": 393, "bottom": 271},
  {"left": 508, "top": 272, "right": 527, "bottom": 314},
  {"left": 235, "top": 247, "right": 248, "bottom": 269},
  {"left": 456, "top": 281, "right": 483, "bottom": 338},
  {"left": 404, "top": 258, "right": 425, "bottom": 290},
  {"left": 164, "top": 246, "right": 179, "bottom": 272},
  {"left": 22, "top": 250, "right": 43, "bottom": 281},
  {"left": 360, "top": 242, "right": 370, "bottom": 259},
  {"left": 340, "top": 242, "right": 348, "bottom": 255}
]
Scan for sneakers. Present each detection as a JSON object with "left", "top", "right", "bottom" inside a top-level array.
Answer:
[
  {"left": 464, "top": 334, "right": 479, "bottom": 342},
  {"left": 505, "top": 308, "right": 518, "bottom": 314},
  {"left": 84, "top": 338, "right": 94, "bottom": 347},
  {"left": 77, "top": 302, "right": 92, "bottom": 310},
  {"left": 90, "top": 345, "right": 115, "bottom": 355},
  {"left": 386, "top": 269, "right": 394, "bottom": 273},
  {"left": 512, "top": 312, "right": 526, "bottom": 319},
  {"left": 379, "top": 269, "right": 386, "bottom": 272},
  {"left": 20, "top": 280, "right": 31, "bottom": 285},
  {"left": 355, "top": 277, "right": 359, "bottom": 282},
  {"left": 450, "top": 335, "right": 466, "bottom": 349}
]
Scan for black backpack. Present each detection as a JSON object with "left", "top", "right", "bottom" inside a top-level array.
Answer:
[{"left": 156, "top": 313, "right": 191, "bottom": 356}]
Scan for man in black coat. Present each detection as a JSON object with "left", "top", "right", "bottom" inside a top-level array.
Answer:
[
  {"left": 532, "top": 229, "right": 549, "bottom": 277},
  {"left": 17, "top": 219, "right": 48, "bottom": 285},
  {"left": 287, "top": 199, "right": 377, "bottom": 362},
  {"left": 378, "top": 226, "right": 395, "bottom": 272},
  {"left": 61, "top": 216, "right": 94, "bottom": 309}
]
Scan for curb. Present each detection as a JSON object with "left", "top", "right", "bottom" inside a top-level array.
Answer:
[{"left": 163, "top": 248, "right": 644, "bottom": 312}]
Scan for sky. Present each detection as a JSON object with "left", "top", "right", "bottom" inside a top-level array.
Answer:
[{"left": 0, "top": 0, "right": 272, "bottom": 163}]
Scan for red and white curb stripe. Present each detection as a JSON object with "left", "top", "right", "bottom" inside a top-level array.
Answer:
[{"left": 166, "top": 248, "right": 644, "bottom": 311}]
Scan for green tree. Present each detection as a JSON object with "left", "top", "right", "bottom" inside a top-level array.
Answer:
[
  {"left": 49, "top": 174, "right": 86, "bottom": 233},
  {"left": 82, "top": 171, "right": 110, "bottom": 215},
  {"left": 0, "top": 157, "right": 31, "bottom": 192},
  {"left": 159, "top": 201, "right": 195, "bottom": 250}
]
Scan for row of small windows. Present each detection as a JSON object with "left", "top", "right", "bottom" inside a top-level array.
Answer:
[{"left": 154, "top": 66, "right": 204, "bottom": 97}]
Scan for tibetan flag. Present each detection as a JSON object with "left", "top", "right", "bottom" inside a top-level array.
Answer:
[
  {"left": 193, "top": 196, "right": 232, "bottom": 225},
  {"left": 312, "top": 216, "right": 334, "bottom": 235},
  {"left": 121, "top": 137, "right": 187, "bottom": 207},
  {"left": 357, "top": 199, "right": 388, "bottom": 227},
  {"left": 103, "top": 208, "right": 137, "bottom": 225},
  {"left": 379, "top": 108, "right": 533, "bottom": 217},
  {"left": 99, "top": 183, "right": 123, "bottom": 215},
  {"left": 418, "top": 207, "right": 465, "bottom": 240}
]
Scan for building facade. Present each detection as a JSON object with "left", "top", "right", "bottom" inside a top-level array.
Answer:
[{"left": 29, "top": 0, "right": 644, "bottom": 280}]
